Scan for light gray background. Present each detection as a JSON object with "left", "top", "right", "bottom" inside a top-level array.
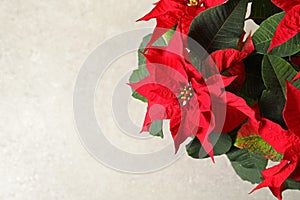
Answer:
[{"left": 0, "top": 1, "right": 299, "bottom": 199}]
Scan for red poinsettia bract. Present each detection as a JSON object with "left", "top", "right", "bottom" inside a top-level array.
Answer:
[
  {"left": 250, "top": 75, "right": 300, "bottom": 200},
  {"left": 137, "top": 0, "right": 227, "bottom": 49},
  {"left": 210, "top": 34, "right": 254, "bottom": 92},
  {"left": 268, "top": 0, "right": 300, "bottom": 52},
  {"left": 130, "top": 47, "right": 216, "bottom": 159},
  {"left": 129, "top": 40, "right": 255, "bottom": 161}
]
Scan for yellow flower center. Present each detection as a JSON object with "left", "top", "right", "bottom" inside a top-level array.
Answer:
[
  {"left": 188, "top": 0, "right": 199, "bottom": 6},
  {"left": 178, "top": 85, "right": 194, "bottom": 106}
]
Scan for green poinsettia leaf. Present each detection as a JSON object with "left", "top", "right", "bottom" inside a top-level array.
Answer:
[
  {"left": 188, "top": 0, "right": 249, "bottom": 54},
  {"left": 149, "top": 120, "right": 164, "bottom": 138},
  {"left": 235, "top": 121, "right": 283, "bottom": 161},
  {"left": 164, "top": 25, "right": 177, "bottom": 44},
  {"left": 129, "top": 34, "right": 167, "bottom": 138},
  {"left": 227, "top": 148, "right": 268, "bottom": 184},
  {"left": 250, "top": 0, "right": 281, "bottom": 24},
  {"left": 129, "top": 65, "right": 149, "bottom": 102},
  {"left": 186, "top": 133, "right": 232, "bottom": 159},
  {"left": 239, "top": 53, "right": 265, "bottom": 101},
  {"left": 260, "top": 89, "right": 286, "bottom": 126},
  {"left": 259, "top": 55, "right": 300, "bottom": 126},
  {"left": 262, "top": 55, "right": 300, "bottom": 95},
  {"left": 284, "top": 179, "right": 300, "bottom": 190},
  {"left": 253, "top": 12, "right": 300, "bottom": 57},
  {"left": 129, "top": 33, "right": 167, "bottom": 102}
]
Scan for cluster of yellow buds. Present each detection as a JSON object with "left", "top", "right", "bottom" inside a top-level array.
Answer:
[
  {"left": 178, "top": 85, "right": 194, "bottom": 106},
  {"left": 187, "top": 0, "right": 199, "bottom": 6}
]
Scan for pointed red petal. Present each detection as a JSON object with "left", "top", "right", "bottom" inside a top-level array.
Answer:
[
  {"left": 170, "top": 91, "right": 215, "bottom": 160},
  {"left": 250, "top": 160, "right": 289, "bottom": 199},
  {"left": 283, "top": 81, "right": 300, "bottom": 137},
  {"left": 251, "top": 159, "right": 297, "bottom": 200},
  {"left": 170, "top": 93, "right": 204, "bottom": 151},
  {"left": 137, "top": 0, "right": 185, "bottom": 48},
  {"left": 137, "top": 0, "right": 184, "bottom": 22},
  {"left": 192, "top": 79, "right": 212, "bottom": 112},
  {"left": 209, "top": 48, "right": 248, "bottom": 78},
  {"left": 177, "top": 15, "right": 194, "bottom": 36},
  {"left": 250, "top": 161, "right": 288, "bottom": 192},
  {"left": 292, "top": 71, "right": 300, "bottom": 82},
  {"left": 259, "top": 118, "right": 291, "bottom": 154},
  {"left": 269, "top": 185, "right": 284, "bottom": 200},
  {"left": 129, "top": 80, "right": 177, "bottom": 106},
  {"left": 170, "top": 108, "right": 196, "bottom": 152},
  {"left": 268, "top": 5, "right": 300, "bottom": 52},
  {"left": 177, "top": 5, "right": 205, "bottom": 35},
  {"left": 220, "top": 92, "right": 256, "bottom": 133},
  {"left": 209, "top": 43, "right": 253, "bottom": 91},
  {"left": 141, "top": 50, "right": 189, "bottom": 93},
  {"left": 144, "top": 28, "right": 171, "bottom": 52},
  {"left": 204, "top": 0, "right": 227, "bottom": 8},
  {"left": 271, "top": 0, "right": 300, "bottom": 12},
  {"left": 222, "top": 75, "right": 237, "bottom": 87},
  {"left": 240, "top": 34, "right": 254, "bottom": 58},
  {"left": 204, "top": 74, "right": 236, "bottom": 97},
  {"left": 145, "top": 49, "right": 189, "bottom": 82},
  {"left": 210, "top": 49, "right": 241, "bottom": 72},
  {"left": 197, "top": 132, "right": 215, "bottom": 162}
]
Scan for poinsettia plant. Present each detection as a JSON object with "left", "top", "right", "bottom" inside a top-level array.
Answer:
[{"left": 129, "top": 0, "right": 300, "bottom": 199}]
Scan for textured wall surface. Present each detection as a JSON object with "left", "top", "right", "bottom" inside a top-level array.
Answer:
[{"left": 0, "top": 1, "right": 299, "bottom": 200}]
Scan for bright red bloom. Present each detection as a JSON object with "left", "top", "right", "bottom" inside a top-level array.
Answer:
[
  {"left": 210, "top": 34, "right": 254, "bottom": 92},
  {"left": 268, "top": 0, "right": 300, "bottom": 52},
  {"left": 130, "top": 48, "right": 216, "bottom": 160},
  {"left": 203, "top": 35, "right": 255, "bottom": 133},
  {"left": 129, "top": 36, "right": 255, "bottom": 160},
  {"left": 250, "top": 74, "right": 300, "bottom": 200},
  {"left": 138, "top": 0, "right": 227, "bottom": 49}
]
